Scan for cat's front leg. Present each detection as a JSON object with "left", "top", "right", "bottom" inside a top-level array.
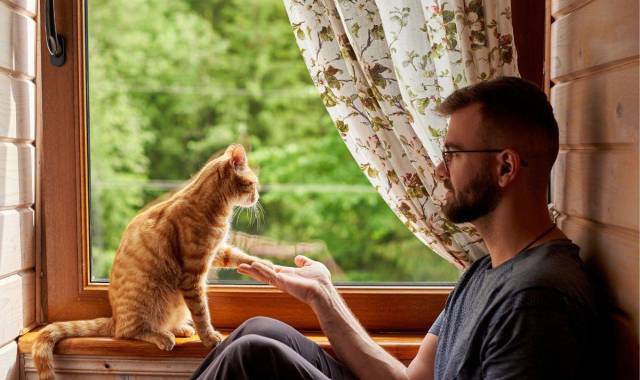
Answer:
[
  {"left": 212, "top": 243, "right": 273, "bottom": 269},
  {"left": 180, "top": 274, "right": 223, "bottom": 348}
]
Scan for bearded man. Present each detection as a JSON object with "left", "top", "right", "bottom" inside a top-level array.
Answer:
[{"left": 191, "top": 77, "right": 602, "bottom": 380}]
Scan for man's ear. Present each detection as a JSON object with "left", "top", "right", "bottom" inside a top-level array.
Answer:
[
  {"left": 229, "top": 144, "right": 247, "bottom": 168},
  {"left": 497, "top": 149, "right": 520, "bottom": 187}
]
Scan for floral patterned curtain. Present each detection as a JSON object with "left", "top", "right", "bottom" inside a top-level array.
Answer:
[{"left": 283, "top": 0, "right": 519, "bottom": 269}]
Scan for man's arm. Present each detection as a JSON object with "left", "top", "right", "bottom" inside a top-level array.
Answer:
[
  {"left": 310, "top": 282, "right": 408, "bottom": 379},
  {"left": 239, "top": 256, "right": 440, "bottom": 380},
  {"left": 407, "top": 333, "right": 438, "bottom": 380},
  {"left": 406, "top": 310, "right": 443, "bottom": 380}
]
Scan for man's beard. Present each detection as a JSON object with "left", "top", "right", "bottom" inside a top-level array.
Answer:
[{"left": 442, "top": 169, "right": 502, "bottom": 224}]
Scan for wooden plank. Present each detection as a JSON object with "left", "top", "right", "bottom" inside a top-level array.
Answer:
[
  {"left": 554, "top": 149, "right": 639, "bottom": 230},
  {"left": 551, "top": 0, "right": 593, "bottom": 18},
  {"left": 558, "top": 216, "right": 639, "bottom": 341},
  {"left": 0, "top": 142, "right": 34, "bottom": 207},
  {"left": 0, "top": 2, "right": 36, "bottom": 77},
  {"left": 1, "top": 0, "right": 37, "bottom": 16},
  {"left": 0, "top": 271, "right": 35, "bottom": 347},
  {"left": 18, "top": 328, "right": 422, "bottom": 361},
  {"left": 0, "top": 208, "right": 34, "bottom": 278},
  {"left": 550, "top": 0, "right": 639, "bottom": 82},
  {"left": 0, "top": 74, "right": 35, "bottom": 141},
  {"left": 552, "top": 62, "right": 639, "bottom": 146},
  {"left": 22, "top": 355, "right": 201, "bottom": 380},
  {"left": 0, "top": 342, "right": 18, "bottom": 380}
]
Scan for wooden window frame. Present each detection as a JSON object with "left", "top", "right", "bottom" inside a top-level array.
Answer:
[{"left": 38, "top": 0, "right": 547, "bottom": 332}]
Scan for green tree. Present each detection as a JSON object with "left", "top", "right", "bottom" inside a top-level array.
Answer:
[{"left": 88, "top": 0, "right": 460, "bottom": 283}]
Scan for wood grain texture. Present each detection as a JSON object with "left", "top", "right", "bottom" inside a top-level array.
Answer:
[
  {"left": 0, "top": 342, "right": 18, "bottom": 380},
  {"left": 552, "top": 62, "right": 639, "bottom": 146},
  {"left": 0, "top": 142, "right": 34, "bottom": 207},
  {"left": 0, "top": 271, "right": 35, "bottom": 347},
  {"left": 0, "top": 74, "right": 35, "bottom": 141},
  {"left": 19, "top": 328, "right": 422, "bottom": 361},
  {"left": 0, "top": 2, "right": 36, "bottom": 77},
  {"left": 1, "top": 0, "right": 36, "bottom": 16},
  {"left": 553, "top": 149, "right": 639, "bottom": 231},
  {"left": 550, "top": 0, "right": 639, "bottom": 82},
  {"left": 551, "top": 0, "right": 594, "bottom": 18},
  {"left": 49, "top": 285, "right": 449, "bottom": 332},
  {"left": 0, "top": 208, "right": 34, "bottom": 278},
  {"left": 22, "top": 355, "right": 202, "bottom": 380}
]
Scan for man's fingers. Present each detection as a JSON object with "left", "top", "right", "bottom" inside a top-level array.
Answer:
[
  {"left": 294, "top": 255, "right": 313, "bottom": 267},
  {"left": 274, "top": 265, "right": 295, "bottom": 274},
  {"left": 237, "top": 264, "right": 269, "bottom": 283},
  {"left": 251, "top": 261, "right": 278, "bottom": 284}
]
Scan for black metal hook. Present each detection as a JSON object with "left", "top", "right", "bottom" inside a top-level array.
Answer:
[{"left": 45, "top": 0, "right": 66, "bottom": 66}]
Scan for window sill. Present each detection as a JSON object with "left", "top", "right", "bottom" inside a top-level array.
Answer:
[{"left": 19, "top": 327, "right": 422, "bottom": 361}]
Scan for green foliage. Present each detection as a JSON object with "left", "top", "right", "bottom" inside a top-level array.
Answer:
[{"left": 88, "top": 0, "right": 460, "bottom": 283}]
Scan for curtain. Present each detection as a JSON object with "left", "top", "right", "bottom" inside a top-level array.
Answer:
[{"left": 283, "top": 0, "right": 519, "bottom": 268}]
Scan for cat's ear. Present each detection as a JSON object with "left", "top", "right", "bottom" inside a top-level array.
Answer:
[{"left": 229, "top": 144, "right": 247, "bottom": 169}]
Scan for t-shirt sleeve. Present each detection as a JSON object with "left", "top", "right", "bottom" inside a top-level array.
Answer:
[
  {"left": 481, "top": 288, "right": 582, "bottom": 380},
  {"left": 428, "top": 310, "right": 445, "bottom": 336}
]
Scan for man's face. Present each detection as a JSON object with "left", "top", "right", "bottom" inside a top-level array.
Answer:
[{"left": 436, "top": 103, "right": 502, "bottom": 223}]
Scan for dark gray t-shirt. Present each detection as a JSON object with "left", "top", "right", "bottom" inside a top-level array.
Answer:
[{"left": 428, "top": 240, "right": 600, "bottom": 379}]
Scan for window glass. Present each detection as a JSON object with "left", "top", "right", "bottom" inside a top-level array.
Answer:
[{"left": 87, "top": 0, "right": 460, "bottom": 284}]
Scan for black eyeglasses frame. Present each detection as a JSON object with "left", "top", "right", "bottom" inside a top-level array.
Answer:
[{"left": 441, "top": 149, "right": 528, "bottom": 173}]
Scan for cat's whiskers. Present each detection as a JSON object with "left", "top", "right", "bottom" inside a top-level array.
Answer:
[
  {"left": 248, "top": 204, "right": 258, "bottom": 228},
  {"left": 231, "top": 206, "right": 243, "bottom": 225},
  {"left": 255, "top": 201, "right": 265, "bottom": 230}
]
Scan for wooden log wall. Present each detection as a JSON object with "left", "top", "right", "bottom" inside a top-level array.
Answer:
[
  {"left": 0, "top": 0, "right": 37, "bottom": 378},
  {"left": 550, "top": 0, "right": 639, "bottom": 377}
]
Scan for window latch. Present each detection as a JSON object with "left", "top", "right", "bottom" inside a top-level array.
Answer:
[{"left": 45, "top": 0, "right": 66, "bottom": 67}]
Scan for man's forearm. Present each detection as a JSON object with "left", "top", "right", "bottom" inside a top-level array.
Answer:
[{"left": 310, "top": 283, "right": 408, "bottom": 380}]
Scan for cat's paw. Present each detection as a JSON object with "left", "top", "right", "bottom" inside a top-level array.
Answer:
[
  {"left": 173, "top": 324, "right": 196, "bottom": 338},
  {"left": 200, "top": 329, "right": 224, "bottom": 348},
  {"left": 145, "top": 331, "right": 176, "bottom": 351}
]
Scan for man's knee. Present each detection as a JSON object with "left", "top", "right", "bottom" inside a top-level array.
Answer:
[
  {"left": 198, "top": 335, "right": 286, "bottom": 379},
  {"left": 224, "top": 334, "right": 287, "bottom": 361},
  {"left": 236, "top": 316, "right": 297, "bottom": 341}
]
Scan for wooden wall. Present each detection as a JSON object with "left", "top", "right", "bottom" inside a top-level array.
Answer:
[
  {"left": 0, "top": 0, "right": 37, "bottom": 378},
  {"left": 550, "top": 0, "right": 639, "bottom": 378}
]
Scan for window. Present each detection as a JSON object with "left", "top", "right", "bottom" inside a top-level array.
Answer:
[
  {"left": 39, "top": 0, "right": 546, "bottom": 331},
  {"left": 85, "top": 0, "right": 460, "bottom": 286}
]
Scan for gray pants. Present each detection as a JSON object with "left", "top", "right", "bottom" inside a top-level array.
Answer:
[{"left": 190, "top": 316, "right": 357, "bottom": 380}]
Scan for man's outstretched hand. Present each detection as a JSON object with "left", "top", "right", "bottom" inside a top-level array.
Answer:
[{"left": 237, "top": 255, "right": 332, "bottom": 306}]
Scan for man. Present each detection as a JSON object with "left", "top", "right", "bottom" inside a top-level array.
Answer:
[{"left": 190, "top": 77, "right": 600, "bottom": 379}]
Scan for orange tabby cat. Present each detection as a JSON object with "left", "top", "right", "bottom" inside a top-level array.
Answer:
[{"left": 32, "top": 144, "right": 271, "bottom": 380}]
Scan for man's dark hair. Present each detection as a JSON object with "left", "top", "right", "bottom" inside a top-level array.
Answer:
[{"left": 437, "top": 76, "right": 559, "bottom": 180}]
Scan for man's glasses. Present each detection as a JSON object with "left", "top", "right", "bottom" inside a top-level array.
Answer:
[{"left": 441, "top": 149, "right": 528, "bottom": 173}]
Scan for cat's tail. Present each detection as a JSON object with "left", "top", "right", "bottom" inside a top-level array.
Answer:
[{"left": 32, "top": 317, "right": 114, "bottom": 380}]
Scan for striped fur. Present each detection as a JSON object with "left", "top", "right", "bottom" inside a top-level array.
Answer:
[
  {"left": 32, "top": 318, "right": 114, "bottom": 379},
  {"left": 32, "top": 144, "right": 271, "bottom": 379}
]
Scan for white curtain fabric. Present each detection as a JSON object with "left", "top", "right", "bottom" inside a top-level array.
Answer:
[{"left": 283, "top": 0, "right": 519, "bottom": 268}]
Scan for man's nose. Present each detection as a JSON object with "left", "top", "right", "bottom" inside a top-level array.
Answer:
[{"left": 435, "top": 159, "right": 448, "bottom": 180}]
